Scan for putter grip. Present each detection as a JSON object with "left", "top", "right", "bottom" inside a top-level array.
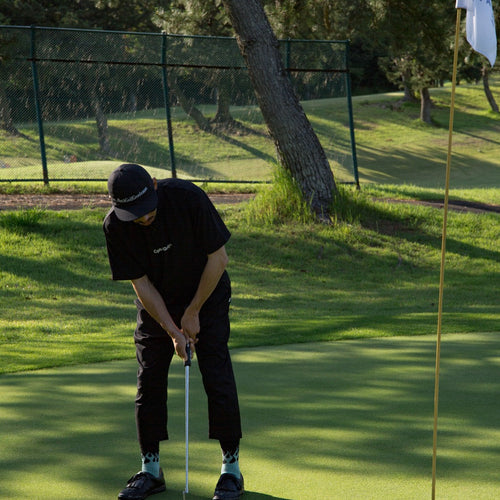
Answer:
[{"left": 185, "top": 343, "right": 192, "bottom": 367}]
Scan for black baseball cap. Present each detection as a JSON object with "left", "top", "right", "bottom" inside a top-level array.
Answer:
[{"left": 108, "top": 163, "right": 158, "bottom": 221}]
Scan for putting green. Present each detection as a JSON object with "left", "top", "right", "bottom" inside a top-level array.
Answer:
[{"left": 0, "top": 334, "right": 498, "bottom": 499}]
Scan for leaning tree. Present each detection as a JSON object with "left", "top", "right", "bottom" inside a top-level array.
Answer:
[{"left": 221, "top": 0, "right": 337, "bottom": 218}]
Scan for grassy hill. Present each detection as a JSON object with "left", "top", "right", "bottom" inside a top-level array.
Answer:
[{"left": 1, "top": 78, "right": 499, "bottom": 190}]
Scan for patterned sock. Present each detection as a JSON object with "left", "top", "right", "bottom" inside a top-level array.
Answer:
[
  {"left": 221, "top": 446, "right": 240, "bottom": 478},
  {"left": 141, "top": 452, "right": 160, "bottom": 478}
]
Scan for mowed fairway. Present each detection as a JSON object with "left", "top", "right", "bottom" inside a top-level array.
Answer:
[{"left": 0, "top": 334, "right": 498, "bottom": 499}]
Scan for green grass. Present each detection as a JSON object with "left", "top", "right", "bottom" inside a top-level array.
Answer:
[
  {"left": 0, "top": 335, "right": 498, "bottom": 499},
  {"left": 2, "top": 78, "right": 499, "bottom": 187},
  {"left": 0, "top": 208, "right": 135, "bottom": 372},
  {"left": 0, "top": 81, "right": 498, "bottom": 374},
  {"left": 0, "top": 107, "right": 277, "bottom": 182},
  {"left": 355, "top": 82, "right": 500, "bottom": 187},
  {"left": 0, "top": 186, "right": 498, "bottom": 373}
]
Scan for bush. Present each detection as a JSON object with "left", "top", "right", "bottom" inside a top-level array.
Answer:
[{"left": 244, "top": 167, "right": 315, "bottom": 225}]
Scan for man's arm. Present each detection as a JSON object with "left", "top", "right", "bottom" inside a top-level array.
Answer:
[
  {"left": 181, "top": 245, "right": 229, "bottom": 341},
  {"left": 131, "top": 274, "right": 190, "bottom": 360}
]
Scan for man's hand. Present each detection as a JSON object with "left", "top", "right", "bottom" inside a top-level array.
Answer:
[
  {"left": 131, "top": 274, "right": 193, "bottom": 361},
  {"left": 181, "top": 306, "right": 200, "bottom": 345},
  {"left": 170, "top": 329, "right": 192, "bottom": 362}
]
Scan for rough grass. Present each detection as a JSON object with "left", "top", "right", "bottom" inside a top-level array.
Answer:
[{"left": 0, "top": 184, "right": 498, "bottom": 374}]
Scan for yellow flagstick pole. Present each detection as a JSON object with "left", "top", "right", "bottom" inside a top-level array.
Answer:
[{"left": 431, "top": 8, "right": 462, "bottom": 500}]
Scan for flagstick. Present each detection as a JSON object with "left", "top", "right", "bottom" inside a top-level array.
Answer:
[{"left": 431, "top": 8, "right": 461, "bottom": 500}]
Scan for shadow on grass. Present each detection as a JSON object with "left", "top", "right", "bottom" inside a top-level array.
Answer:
[
  {"left": 107, "top": 126, "right": 223, "bottom": 180},
  {"left": 1, "top": 203, "right": 497, "bottom": 374},
  {"left": 171, "top": 491, "right": 289, "bottom": 500},
  {"left": 242, "top": 493, "right": 291, "bottom": 500},
  {"left": 227, "top": 202, "right": 499, "bottom": 347},
  {"left": 355, "top": 140, "right": 500, "bottom": 189},
  {"left": 0, "top": 334, "right": 498, "bottom": 499}
]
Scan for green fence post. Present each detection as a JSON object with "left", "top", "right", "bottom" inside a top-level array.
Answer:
[
  {"left": 345, "top": 41, "right": 360, "bottom": 189},
  {"left": 285, "top": 38, "right": 291, "bottom": 70},
  {"left": 161, "top": 31, "right": 177, "bottom": 179},
  {"left": 30, "top": 26, "right": 49, "bottom": 185}
]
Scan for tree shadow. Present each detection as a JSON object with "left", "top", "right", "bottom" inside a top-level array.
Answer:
[
  {"left": 107, "top": 126, "right": 222, "bottom": 179},
  {"left": 163, "top": 490, "right": 290, "bottom": 500},
  {"left": 213, "top": 130, "right": 276, "bottom": 165},
  {"left": 226, "top": 209, "right": 499, "bottom": 348},
  {"left": 0, "top": 335, "right": 499, "bottom": 498}
]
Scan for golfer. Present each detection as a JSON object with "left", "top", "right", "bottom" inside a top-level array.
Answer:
[{"left": 103, "top": 163, "right": 243, "bottom": 500}]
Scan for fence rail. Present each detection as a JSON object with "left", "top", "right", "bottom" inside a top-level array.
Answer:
[{"left": 0, "top": 26, "right": 359, "bottom": 186}]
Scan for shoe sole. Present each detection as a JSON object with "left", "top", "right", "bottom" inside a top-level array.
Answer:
[
  {"left": 118, "top": 484, "right": 166, "bottom": 500},
  {"left": 149, "top": 484, "right": 166, "bottom": 496},
  {"left": 213, "top": 489, "right": 244, "bottom": 500}
]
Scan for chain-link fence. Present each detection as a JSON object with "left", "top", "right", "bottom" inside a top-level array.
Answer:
[{"left": 0, "top": 26, "right": 358, "bottom": 185}]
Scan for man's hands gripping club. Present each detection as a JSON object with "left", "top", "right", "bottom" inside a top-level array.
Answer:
[
  {"left": 131, "top": 275, "right": 194, "bottom": 362},
  {"left": 131, "top": 245, "right": 228, "bottom": 363}
]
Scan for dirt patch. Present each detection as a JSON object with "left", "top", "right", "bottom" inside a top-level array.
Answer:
[
  {"left": 0, "top": 193, "right": 255, "bottom": 211},
  {"left": 377, "top": 198, "right": 500, "bottom": 214},
  {"left": 0, "top": 193, "right": 497, "bottom": 214}
]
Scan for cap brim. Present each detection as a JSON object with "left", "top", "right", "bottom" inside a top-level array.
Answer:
[{"left": 113, "top": 189, "right": 158, "bottom": 222}]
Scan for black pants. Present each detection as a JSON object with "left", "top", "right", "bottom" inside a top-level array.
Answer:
[{"left": 134, "top": 299, "right": 242, "bottom": 453}]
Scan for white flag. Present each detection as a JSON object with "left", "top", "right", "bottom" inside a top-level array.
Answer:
[{"left": 456, "top": 0, "right": 497, "bottom": 66}]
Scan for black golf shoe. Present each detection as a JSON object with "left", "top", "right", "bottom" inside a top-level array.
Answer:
[
  {"left": 118, "top": 469, "right": 166, "bottom": 500},
  {"left": 212, "top": 473, "right": 244, "bottom": 499}
]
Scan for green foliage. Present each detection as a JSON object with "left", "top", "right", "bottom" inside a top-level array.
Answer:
[
  {"left": 156, "top": 0, "right": 232, "bottom": 36},
  {"left": 2, "top": 0, "right": 494, "bottom": 99},
  {"left": 330, "top": 185, "right": 369, "bottom": 225},
  {"left": 243, "top": 166, "right": 315, "bottom": 225},
  {"left": 0, "top": 208, "right": 45, "bottom": 231},
  {"left": 1, "top": 0, "right": 163, "bottom": 31}
]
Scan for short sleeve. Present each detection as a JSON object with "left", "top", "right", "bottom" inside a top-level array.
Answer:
[
  {"left": 191, "top": 186, "right": 231, "bottom": 254},
  {"left": 103, "top": 213, "right": 146, "bottom": 281}
]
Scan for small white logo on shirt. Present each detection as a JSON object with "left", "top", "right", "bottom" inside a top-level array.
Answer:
[{"left": 153, "top": 244, "right": 173, "bottom": 254}]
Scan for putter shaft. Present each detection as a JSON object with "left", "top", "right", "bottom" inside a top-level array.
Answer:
[{"left": 184, "top": 344, "right": 191, "bottom": 495}]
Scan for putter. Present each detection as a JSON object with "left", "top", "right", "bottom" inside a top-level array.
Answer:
[{"left": 183, "top": 343, "right": 192, "bottom": 499}]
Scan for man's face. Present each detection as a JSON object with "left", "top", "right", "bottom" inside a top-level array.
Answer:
[{"left": 133, "top": 209, "right": 157, "bottom": 226}]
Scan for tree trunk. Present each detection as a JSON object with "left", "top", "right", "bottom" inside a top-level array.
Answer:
[
  {"left": 92, "top": 92, "right": 111, "bottom": 155},
  {"left": 0, "top": 85, "right": 20, "bottom": 136},
  {"left": 420, "top": 87, "right": 432, "bottom": 124},
  {"left": 401, "top": 68, "right": 417, "bottom": 102},
  {"left": 213, "top": 82, "right": 235, "bottom": 124},
  {"left": 482, "top": 65, "right": 499, "bottom": 113},
  {"left": 222, "top": 0, "right": 336, "bottom": 218},
  {"left": 403, "top": 85, "right": 417, "bottom": 102},
  {"left": 168, "top": 75, "right": 211, "bottom": 132},
  {"left": 214, "top": 87, "right": 232, "bottom": 123}
]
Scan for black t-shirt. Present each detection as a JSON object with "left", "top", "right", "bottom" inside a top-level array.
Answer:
[{"left": 103, "top": 179, "right": 231, "bottom": 324}]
